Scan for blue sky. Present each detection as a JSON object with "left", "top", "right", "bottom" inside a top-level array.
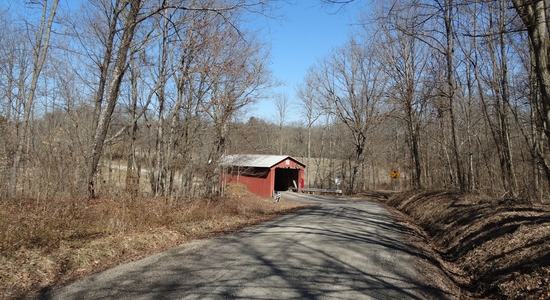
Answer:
[
  {"left": 1, "top": 0, "right": 363, "bottom": 124},
  {"left": 246, "top": 1, "right": 364, "bottom": 124}
]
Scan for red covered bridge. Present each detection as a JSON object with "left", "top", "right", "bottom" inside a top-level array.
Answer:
[{"left": 221, "top": 154, "right": 306, "bottom": 198}]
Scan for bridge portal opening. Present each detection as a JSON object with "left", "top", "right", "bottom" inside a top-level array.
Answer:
[{"left": 274, "top": 168, "right": 298, "bottom": 191}]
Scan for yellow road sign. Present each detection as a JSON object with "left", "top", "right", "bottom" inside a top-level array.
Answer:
[{"left": 390, "top": 170, "right": 400, "bottom": 179}]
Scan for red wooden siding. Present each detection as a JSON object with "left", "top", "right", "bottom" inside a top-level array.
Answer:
[{"left": 222, "top": 156, "right": 305, "bottom": 198}]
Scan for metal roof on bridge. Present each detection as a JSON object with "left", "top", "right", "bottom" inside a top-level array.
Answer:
[{"left": 221, "top": 154, "right": 305, "bottom": 168}]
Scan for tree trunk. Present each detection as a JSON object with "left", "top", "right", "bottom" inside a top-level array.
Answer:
[
  {"left": 125, "top": 52, "right": 140, "bottom": 200},
  {"left": 410, "top": 122, "right": 422, "bottom": 189},
  {"left": 91, "top": 3, "right": 119, "bottom": 136},
  {"left": 87, "top": 0, "right": 142, "bottom": 198},
  {"left": 443, "top": 0, "right": 465, "bottom": 191},
  {"left": 10, "top": 0, "right": 59, "bottom": 197},
  {"left": 350, "top": 133, "right": 366, "bottom": 194},
  {"left": 497, "top": 0, "right": 518, "bottom": 196},
  {"left": 512, "top": 0, "right": 550, "bottom": 188}
]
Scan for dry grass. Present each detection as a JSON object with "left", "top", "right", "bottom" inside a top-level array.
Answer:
[
  {"left": 0, "top": 184, "right": 309, "bottom": 300},
  {"left": 382, "top": 190, "right": 550, "bottom": 299}
]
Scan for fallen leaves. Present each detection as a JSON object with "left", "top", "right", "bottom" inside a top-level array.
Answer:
[{"left": 384, "top": 190, "right": 550, "bottom": 299}]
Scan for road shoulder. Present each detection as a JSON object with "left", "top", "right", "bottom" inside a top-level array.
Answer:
[{"left": 373, "top": 198, "right": 463, "bottom": 299}]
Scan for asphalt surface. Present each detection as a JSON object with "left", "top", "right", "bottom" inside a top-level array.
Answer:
[{"left": 39, "top": 192, "right": 449, "bottom": 299}]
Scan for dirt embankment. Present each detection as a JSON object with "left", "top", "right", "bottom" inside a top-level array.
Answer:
[{"left": 380, "top": 190, "right": 550, "bottom": 299}]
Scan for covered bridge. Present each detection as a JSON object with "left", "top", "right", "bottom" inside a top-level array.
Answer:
[{"left": 221, "top": 154, "right": 306, "bottom": 198}]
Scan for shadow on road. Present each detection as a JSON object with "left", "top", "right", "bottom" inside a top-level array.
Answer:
[{"left": 37, "top": 193, "right": 453, "bottom": 299}]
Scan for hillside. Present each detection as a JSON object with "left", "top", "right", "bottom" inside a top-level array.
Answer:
[{"left": 377, "top": 190, "right": 550, "bottom": 299}]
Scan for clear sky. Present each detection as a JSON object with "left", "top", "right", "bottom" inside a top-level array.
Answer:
[
  {"left": 246, "top": 1, "right": 364, "bottom": 124},
  {"left": 0, "top": 0, "right": 364, "bottom": 124}
]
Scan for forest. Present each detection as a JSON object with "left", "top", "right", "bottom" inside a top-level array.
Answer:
[{"left": 0, "top": 0, "right": 549, "bottom": 202}]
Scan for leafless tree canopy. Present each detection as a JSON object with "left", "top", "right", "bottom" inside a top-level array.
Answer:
[
  {"left": 295, "top": 0, "right": 550, "bottom": 199},
  {"left": 1, "top": 0, "right": 550, "bottom": 202},
  {"left": 0, "top": 0, "right": 276, "bottom": 200}
]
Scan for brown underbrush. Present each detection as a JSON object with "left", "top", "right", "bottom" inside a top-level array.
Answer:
[
  {"left": 383, "top": 190, "right": 550, "bottom": 299},
  {"left": 0, "top": 184, "right": 308, "bottom": 300}
]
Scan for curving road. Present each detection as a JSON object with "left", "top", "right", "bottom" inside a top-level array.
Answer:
[{"left": 40, "top": 192, "right": 450, "bottom": 299}]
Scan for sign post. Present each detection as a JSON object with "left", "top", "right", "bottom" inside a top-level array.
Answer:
[{"left": 390, "top": 170, "right": 400, "bottom": 191}]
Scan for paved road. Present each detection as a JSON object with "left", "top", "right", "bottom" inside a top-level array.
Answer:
[{"left": 40, "top": 193, "right": 449, "bottom": 299}]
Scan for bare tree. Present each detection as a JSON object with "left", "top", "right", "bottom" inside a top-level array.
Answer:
[
  {"left": 10, "top": 0, "right": 59, "bottom": 197},
  {"left": 379, "top": 0, "right": 465, "bottom": 190},
  {"left": 307, "top": 37, "right": 386, "bottom": 194},
  {"left": 297, "top": 79, "right": 322, "bottom": 187},
  {"left": 82, "top": 0, "right": 281, "bottom": 198},
  {"left": 148, "top": 7, "right": 172, "bottom": 197},
  {"left": 294, "top": 0, "right": 548, "bottom": 198},
  {"left": 511, "top": 0, "right": 550, "bottom": 190},
  {"left": 461, "top": 0, "right": 519, "bottom": 196},
  {"left": 199, "top": 14, "right": 273, "bottom": 196},
  {"left": 86, "top": 0, "right": 143, "bottom": 198},
  {"left": 437, "top": 0, "right": 466, "bottom": 191},
  {"left": 274, "top": 93, "right": 289, "bottom": 154},
  {"left": 375, "top": 1, "right": 432, "bottom": 189}
]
